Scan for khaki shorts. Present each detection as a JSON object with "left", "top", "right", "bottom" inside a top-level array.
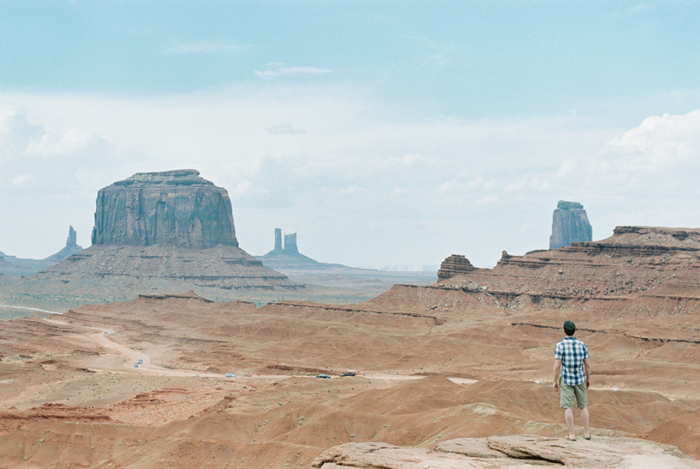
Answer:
[{"left": 560, "top": 378, "right": 587, "bottom": 409}]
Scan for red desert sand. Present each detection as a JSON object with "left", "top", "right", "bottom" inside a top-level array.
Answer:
[{"left": 1, "top": 226, "right": 700, "bottom": 467}]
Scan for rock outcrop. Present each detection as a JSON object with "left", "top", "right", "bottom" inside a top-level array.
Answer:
[
  {"left": 313, "top": 436, "right": 700, "bottom": 468},
  {"left": 549, "top": 200, "right": 592, "bottom": 249},
  {"left": 91, "top": 169, "right": 238, "bottom": 249},
  {"left": 437, "top": 254, "right": 476, "bottom": 280},
  {"left": 435, "top": 225, "right": 700, "bottom": 319}
]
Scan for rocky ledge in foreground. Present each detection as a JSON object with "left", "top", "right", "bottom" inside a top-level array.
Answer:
[{"left": 312, "top": 435, "right": 700, "bottom": 468}]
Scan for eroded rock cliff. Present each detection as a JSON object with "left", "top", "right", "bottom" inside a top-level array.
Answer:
[{"left": 436, "top": 225, "right": 700, "bottom": 316}]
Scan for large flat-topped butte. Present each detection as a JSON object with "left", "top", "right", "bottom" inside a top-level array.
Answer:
[
  {"left": 91, "top": 169, "right": 239, "bottom": 249},
  {"left": 27, "top": 170, "right": 299, "bottom": 297}
]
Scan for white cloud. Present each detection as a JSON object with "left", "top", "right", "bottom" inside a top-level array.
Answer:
[
  {"left": 1, "top": 107, "right": 108, "bottom": 161},
  {"left": 387, "top": 153, "right": 429, "bottom": 167},
  {"left": 601, "top": 110, "right": 700, "bottom": 171},
  {"left": 339, "top": 185, "right": 369, "bottom": 195},
  {"left": 437, "top": 180, "right": 460, "bottom": 192},
  {"left": 0, "top": 108, "right": 43, "bottom": 159},
  {"left": 230, "top": 180, "right": 269, "bottom": 198},
  {"left": 5, "top": 89, "right": 700, "bottom": 268},
  {"left": 505, "top": 177, "right": 552, "bottom": 193},
  {"left": 266, "top": 122, "right": 306, "bottom": 135},
  {"left": 557, "top": 159, "right": 576, "bottom": 176},
  {"left": 24, "top": 128, "right": 102, "bottom": 157},
  {"left": 11, "top": 174, "right": 35, "bottom": 187},
  {"left": 255, "top": 64, "right": 332, "bottom": 79}
]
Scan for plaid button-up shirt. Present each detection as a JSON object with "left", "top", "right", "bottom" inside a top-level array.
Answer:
[{"left": 554, "top": 336, "right": 589, "bottom": 386}]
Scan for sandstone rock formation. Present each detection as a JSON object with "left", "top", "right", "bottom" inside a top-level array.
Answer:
[
  {"left": 312, "top": 436, "right": 700, "bottom": 468},
  {"left": 43, "top": 226, "right": 84, "bottom": 264},
  {"left": 68, "top": 225, "right": 77, "bottom": 246},
  {"left": 254, "top": 229, "right": 437, "bottom": 295},
  {"left": 32, "top": 243, "right": 294, "bottom": 291},
  {"left": 437, "top": 254, "right": 476, "bottom": 280},
  {"left": 439, "top": 226, "right": 700, "bottom": 302},
  {"left": 284, "top": 233, "right": 299, "bottom": 254},
  {"left": 274, "top": 228, "right": 283, "bottom": 251},
  {"left": 549, "top": 200, "right": 592, "bottom": 249},
  {"left": 91, "top": 169, "right": 238, "bottom": 249},
  {"left": 259, "top": 229, "right": 325, "bottom": 270},
  {"left": 3, "top": 220, "right": 700, "bottom": 467},
  {"left": 0, "top": 226, "right": 83, "bottom": 276},
  {"left": 21, "top": 171, "right": 298, "bottom": 296}
]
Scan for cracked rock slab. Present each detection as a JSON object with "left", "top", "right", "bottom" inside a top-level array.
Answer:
[{"left": 313, "top": 435, "right": 700, "bottom": 468}]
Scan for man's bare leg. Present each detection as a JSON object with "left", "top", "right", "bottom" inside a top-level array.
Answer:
[
  {"left": 580, "top": 407, "right": 590, "bottom": 438},
  {"left": 564, "top": 408, "right": 575, "bottom": 440}
]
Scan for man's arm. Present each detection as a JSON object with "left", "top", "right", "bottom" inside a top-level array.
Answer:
[
  {"left": 584, "top": 358, "right": 591, "bottom": 388},
  {"left": 553, "top": 359, "right": 562, "bottom": 391}
]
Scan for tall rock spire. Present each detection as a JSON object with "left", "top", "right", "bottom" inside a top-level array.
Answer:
[
  {"left": 66, "top": 226, "right": 77, "bottom": 247},
  {"left": 549, "top": 200, "right": 592, "bottom": 249}
]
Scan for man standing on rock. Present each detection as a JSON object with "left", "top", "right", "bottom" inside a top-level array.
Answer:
[{"left": 553, "top": 320, "right": 591, "bottom": 441}]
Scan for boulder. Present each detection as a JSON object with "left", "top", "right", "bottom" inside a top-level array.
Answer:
[
  {"left": 549, "top": 200, "right": 592, "bottom": 249},
  {"left": 91, "top": 169, "right": 238, "bottom": 249}
]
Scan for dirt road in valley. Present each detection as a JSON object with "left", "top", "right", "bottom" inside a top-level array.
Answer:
[{"left": 41, "top": 317, "right": 480, "bottom": 385}]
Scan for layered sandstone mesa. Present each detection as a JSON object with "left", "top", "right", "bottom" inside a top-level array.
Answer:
[
  {"left": 437, "top": 254, "right": 475, "bottom": 280},
  {"left": 26, "top": 170, "right": 299, "bottom": 295},
  {"left": 91, "top": 169, "right": 238, "bottom": 249},
  {"left": 549, "top": 200, "right": 592, "bottom": 249},
  {"left": 434, "top": 226, "right": 700, "bottom": 311}
]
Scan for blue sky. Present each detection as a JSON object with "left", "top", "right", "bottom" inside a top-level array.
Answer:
[{"left": 1, "top": 1, "right": 700, "bottom": 268}]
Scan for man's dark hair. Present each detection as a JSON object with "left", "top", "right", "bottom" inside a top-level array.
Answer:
[{"left": 564, "top": 320, "right": 576, "bottom": 336}]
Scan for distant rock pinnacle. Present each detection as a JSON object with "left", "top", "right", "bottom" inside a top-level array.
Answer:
[
  {"left": 91, "top": 169, "right": 239, "bottom": 249},
  {"left": 549, "top": 200, "right": 592, "bottom": 249},
  {"left": 66, "top": 226, "right": 77, "bottom": 247},
  {"left": 283, "top": 233, "right": 299, "bottom": 254}
]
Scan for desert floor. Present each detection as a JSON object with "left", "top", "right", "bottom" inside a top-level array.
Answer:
[{"left": 1, "top": 284, "right": 699, "bottom": 468}]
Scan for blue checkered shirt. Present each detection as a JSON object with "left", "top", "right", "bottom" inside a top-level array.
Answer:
[{"left": 554, "top": 337, "right": 589, "bottom": 386}]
